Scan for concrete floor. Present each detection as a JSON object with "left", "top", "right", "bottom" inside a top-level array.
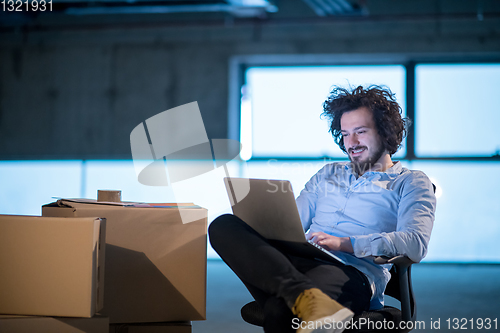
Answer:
[{"left": 193, "top": 260, "right": 500, "bottom": 333}]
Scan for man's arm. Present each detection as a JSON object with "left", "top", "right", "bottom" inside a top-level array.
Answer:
[
  {"left": 308, "top": 171, "right": 436, "bottom": 263},
  {"left": 349, "top": 171, "right": 436, "bottom": 263}
]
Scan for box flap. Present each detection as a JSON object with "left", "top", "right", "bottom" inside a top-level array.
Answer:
[
  {"left": 55, "top": 198, "right": 135, "bottom": 206},
  {"left": 128, "top": 203, "right": 202, "bottom": 209},
  {"left": 48, "top": 199, "right": 203, "bottom": 209}
]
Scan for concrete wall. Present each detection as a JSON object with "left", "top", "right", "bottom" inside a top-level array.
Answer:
[{"left": 1, "top": 13, "right": 499, "bottom": 159}]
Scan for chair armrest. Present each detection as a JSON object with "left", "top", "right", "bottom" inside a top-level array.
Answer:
[{"left": 373, "top": 255, "right": 415, "bottom": 267}]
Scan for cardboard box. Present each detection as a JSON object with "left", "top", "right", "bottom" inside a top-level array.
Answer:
[
  {"left": 42, "top": 200, "right": 207, "bottom": 324},
  {"left": 110, "top": 321, "right": 191, "bottom": 333},
  {"left": 0, "top": 215, "right": 105, "bottom": 318},
  {"left": 0, "top": 315, "right": 109, "bottom": 333}
]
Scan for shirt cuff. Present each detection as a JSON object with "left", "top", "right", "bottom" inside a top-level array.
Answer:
[{"left": 350, "top": 235, "right": 373, "bottom": 258}]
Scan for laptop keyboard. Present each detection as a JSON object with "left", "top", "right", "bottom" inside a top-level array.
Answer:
[
  {"left": 308, "top": 240, "right": 329, "bottom": 252},
  {"left": 307, "top": 239, "right": 345, "bottom": 264}
]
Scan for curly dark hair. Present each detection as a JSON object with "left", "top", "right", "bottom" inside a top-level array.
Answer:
[{"left": 321, "top": 85, "right": 410, "bottom": 156}]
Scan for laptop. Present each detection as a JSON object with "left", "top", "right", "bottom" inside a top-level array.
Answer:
[{"left": 224, "top": 177, "right": 345, "bottom": 264}]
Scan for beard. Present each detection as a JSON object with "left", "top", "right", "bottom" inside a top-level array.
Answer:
[{"left": 348, "top": 141, "right": 386, "bottom": 176}]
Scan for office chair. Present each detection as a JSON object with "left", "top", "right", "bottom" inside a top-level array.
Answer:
[
  {"left": 241, "top": 184, "right": 435, "bottom": 332},
  {"left": 240, "top": 254, "right": 417, "bottom": 333}
]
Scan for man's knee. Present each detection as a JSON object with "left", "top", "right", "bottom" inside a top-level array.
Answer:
[
  {"left": 208, "top": 214, "right": 239, "bottom": 249},
  {"left": 209, "top": 213, "right": 233, "bottom": 234}
]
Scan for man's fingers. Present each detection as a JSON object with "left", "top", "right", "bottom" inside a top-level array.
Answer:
[
  {"left": 309, "top": 232, "right": 324, "bottom": 238},
  {"left": 307, "top": 232, "right": 332, "bottom": 247},
  {"left": 307, "top": 232, "right": 318, "bottom": 241}
]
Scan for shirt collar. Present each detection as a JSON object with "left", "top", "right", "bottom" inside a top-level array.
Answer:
[{"left": 345, "top": 161, "right": 402, "bottom": 177}]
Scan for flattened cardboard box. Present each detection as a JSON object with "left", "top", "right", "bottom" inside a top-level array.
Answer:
[
  {"left": 0, "top": 315, "right": 109, "bottom": 333},
  {"left": 0, "top": 215, "right": 105, "bottom": 318},
  {"left": 42, "top": 200, "right": 207, "bottom": 324}
]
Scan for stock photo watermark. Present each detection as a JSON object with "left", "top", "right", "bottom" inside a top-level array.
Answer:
[
  {"left": 129, "top": 101, "right": 250, "bottom": 223},
  {"left": 264, "top": 158, "right": 395, "bottom": 195},
  {"left": 292, "top": 317, "right": 498, "bottom": 331}
]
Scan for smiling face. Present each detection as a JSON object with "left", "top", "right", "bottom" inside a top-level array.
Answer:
[{"left": 340, "top": 107, "right": 391, "bottom": 175}]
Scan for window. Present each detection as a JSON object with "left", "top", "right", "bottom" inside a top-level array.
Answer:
[
  {"left": 241, "top": 65, "right": 406, "bottom": 160},
  {"left": 408, "top": 161, "right": 500, "bottom": 263},
  {"left": 415, "top": 64, "right": 500, "bottom": 157}
]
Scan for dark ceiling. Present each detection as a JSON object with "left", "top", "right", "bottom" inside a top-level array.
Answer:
[{"left": 1, "top": 0, "right": 500, "bottom": 32}]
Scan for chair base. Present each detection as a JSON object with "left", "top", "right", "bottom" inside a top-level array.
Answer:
[
  {"left": 346, "top": 306, "right": 408, "bottom": 332},
  {"left": 241, "top": 301, "right": 412, "bottom": 333}
]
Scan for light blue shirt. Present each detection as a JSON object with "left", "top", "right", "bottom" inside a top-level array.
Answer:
[{"left": 295, "top": 161, "right": 436, "bottom": 310}]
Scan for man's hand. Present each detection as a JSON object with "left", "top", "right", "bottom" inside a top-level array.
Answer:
[{"left": 307, "top": 231, "right": 354, "bottom": 253}]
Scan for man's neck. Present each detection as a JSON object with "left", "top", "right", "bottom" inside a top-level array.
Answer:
[{"left": 376, "top": 154, "right": 394, "bottom": 172}]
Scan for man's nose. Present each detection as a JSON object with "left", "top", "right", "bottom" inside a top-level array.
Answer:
[{"left": 346, "top": 133, "right": 359, "bottom": 149}]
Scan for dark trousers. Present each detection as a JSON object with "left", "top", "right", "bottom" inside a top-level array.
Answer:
[{"left": 209, "top": 214, "right": 372, "bottom": 333}]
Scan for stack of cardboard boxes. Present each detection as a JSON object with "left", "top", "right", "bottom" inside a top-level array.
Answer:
[{"left": 0, "top": 198, "right": 207, "bottom": 333}]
